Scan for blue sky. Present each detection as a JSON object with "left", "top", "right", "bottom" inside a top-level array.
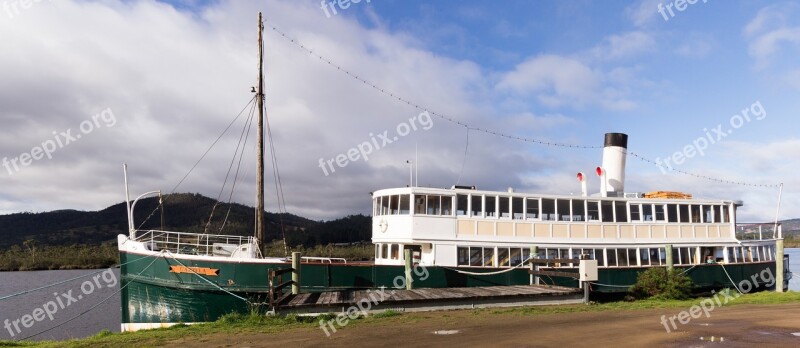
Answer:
[{"left": 1, "top": 0, "right": 799, "bottom": 222}]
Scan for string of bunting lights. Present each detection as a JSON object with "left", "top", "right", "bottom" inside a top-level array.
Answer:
[{"left": 263, "top": 18, "right": 781, "bottom": 189}]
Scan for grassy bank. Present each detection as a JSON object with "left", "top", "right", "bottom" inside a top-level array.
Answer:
[{"left": 4, "top": 291, "right": 798, "bottom": 347}]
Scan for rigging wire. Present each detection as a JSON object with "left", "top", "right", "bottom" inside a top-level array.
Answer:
[
  {"left": 264, "top": 98, "right": 289, "bottom": 256},
  {"left": 219, "top": 101, "right": 257, "bottom": 233},
  {"left": 136, "top": 95, "right": 258, "bottom": 230},
  {"left": 205, "top": 99, "right": 259, "bottom": 233},
  {"left": 262, "top": 17, "right": 781, "bottom": 189}
]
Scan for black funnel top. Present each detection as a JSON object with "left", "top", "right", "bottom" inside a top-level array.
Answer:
[{"left": 604, "top": 133, "right": 628, "bottom": 148}]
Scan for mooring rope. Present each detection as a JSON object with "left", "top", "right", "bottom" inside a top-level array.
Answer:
[
  {"left": 438, "top": 257, "right": 534, "bottom": 276},
  {"left": 718, "top": 263, "right": 744, "bottom": 295},
  {"left": 17, "top": 250, "right": 166, "bottom": 341},
  {"left": 0, "top": 253, "right": 162, "bottom": 302}
]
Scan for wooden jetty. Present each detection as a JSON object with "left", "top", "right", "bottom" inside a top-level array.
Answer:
[{"left": 275, "top": 284, "right": 583, "bottom": 315}]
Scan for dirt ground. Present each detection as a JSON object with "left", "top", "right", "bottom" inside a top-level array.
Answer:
[{"left": 163, "top": 303, "right": 800, "bottom": 347}]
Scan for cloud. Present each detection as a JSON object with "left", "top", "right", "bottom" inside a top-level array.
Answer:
[
  {"left": 0, "top": 0, "right": 587, "bottom": 220},
  {"left": 495, "top": 54, "right": 636, "bottom": 110},
  {"left": 674, "top": 33, "right": 714, "bottom": 58},
  {"left": 625, "top": 0, "right": 663, "bottom": 28},
  {"left": 744, "top": 3, "right": 800, "bottom": 70},
  {"left": 588, "top": 31, "right": 656, "bottom": 61}
]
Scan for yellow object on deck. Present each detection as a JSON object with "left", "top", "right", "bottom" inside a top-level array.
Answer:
[{"left": 642, "top": 191, "right": 692, "bottom": 199}]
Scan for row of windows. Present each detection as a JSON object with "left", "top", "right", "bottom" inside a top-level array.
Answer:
[
  {"left": 454, "top": 245, "right": 774, "bottom": 268},
  {"left": 374, "top": 194, "right": 732, "bottom": 224},
  {"left": 375, "top": 243, "right": 401, "bottom": 260}
]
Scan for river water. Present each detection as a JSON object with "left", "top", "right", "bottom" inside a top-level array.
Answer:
[{"left": 1, "top": 250, "right": 799, "bottom": 341}]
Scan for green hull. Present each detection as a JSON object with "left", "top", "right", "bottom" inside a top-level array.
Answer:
[{"left": 120, "top": 251, "right": 778, "bottom": 324}]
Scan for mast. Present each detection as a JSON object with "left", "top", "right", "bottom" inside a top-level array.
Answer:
[{"left": 255, "top": 12, "right": 266, "bottom": 252}]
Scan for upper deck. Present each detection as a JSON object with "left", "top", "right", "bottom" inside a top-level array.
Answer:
[{"left": 371, "top": 186, "right": 743, "bottom": 246}]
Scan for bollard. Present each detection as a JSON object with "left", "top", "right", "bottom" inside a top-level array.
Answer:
[
  {"left": 404, "top": 249, "right": 413, "bottom": 290},
  {"left": 292, "top": 251, "right": 301, "bottom": 295}
]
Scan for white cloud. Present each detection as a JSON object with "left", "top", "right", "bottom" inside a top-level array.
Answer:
[
  {"left": 744, "top": 3, "right": 800, "bottom": 70},
  {"left": 495, "top": 55, "right": 636, "bottom": 110},
  {"left": 674, "top": 33, "right": 714, "bottom": 58},
  {"left": 625, "top": 0, "right": 663, "bottom": 28},
  {"left": 589, "top": 31, "right": 656, "bottom": 61}
]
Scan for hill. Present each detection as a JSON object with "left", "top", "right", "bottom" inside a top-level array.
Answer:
[{"left": 0, "top": 193, "right": 370, "bottom": 250}]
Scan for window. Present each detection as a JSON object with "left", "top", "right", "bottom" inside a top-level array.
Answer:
[
  {"left": 399, "top": 195, "right": 410, "bottom": 214},
  {"left": 641, "top": 248, "right": 651, "bottom": 266},
  {"left": 542, "top": 199, "right": 556, "bottom": 221},
  {"left": 498, "top": 248, "right": 510, "bottom": 266},
  {"left": 526, "top": 198, "right": 540, "bottom": 219},
  {"left": 381, "top": 244, "right": 388, "bottom": 259},
  {"left": 486, "top": 196, "right": 497, "bottom": 217},
  {"left": 470, "top": 248, "right": 482, "bottom": 266},
  {"left": 690, "top": 205, "right": 701, "bottom": 222},
  {"left": 672, "top": 248, "right": 680, "bottom": 264},
  {"left": 713, "top": 206, "right": 722, "bottom": 223},
  {"left": 587, "top": 201, "right": 600, "bottom": 221},
  {"left": 375, "top": 244, "right": 381, "bottom": 259},
  {"left": 441, "top": 196, "right": 452, "bottom": 215},
  {"left": 483, "top": 247, "right": 495, "bottom": 267},
  {"left": 390, "top": 195, "right": 399, "bottom": 214},
  {"left": 471, "top": 195, "right": 482, "bottom": 217},
  {"left": 607, "top": 249, "right": 618, "bottom": 267},
  {"left": 642, "top": 204, "right": 653, "bottom": 221},
  {"left": 594, "top": 249, "right": 606, "bottom": 267},
  {"left": 703, "top": 205, "right": 713, "bottom": 224},
  {"left": 391, "top": 244, "right": 399, "bottom": 259},
  {"left": 427, "top": 195, "right": 442, "bottom": 215},
  {"left": 456, "top": 195, "right": 468, "bottom": 216},
  {"left": 615, "top": 201, "right": 628, "bottom": 222},
  {"left": 628, "top": 249, "right": 638, "bottom": 266},
  {"left": 687, "top": 247, "right": 696, "bottom": 264},
  {"left": 679, "top": 205, "right": 690, "bottom": 223},
  {"left": 721, "top": 205, "right": 730, "bottom": 223},
  {"left": 667, "top": 204, "right": 678, "bottom": 223},
  {"left": 629, "top": 204, "right": 640, "bottom": 222},
  {"left": 557, "top": 199, "right": 571, "bottom": 221},
  {"left": 727, "top": 247, "right": 737, "bottom": 263},
  {"left": 654, "top": 204, "right": 666, "bottom": 222},
  {"left": 381, "top": 196, "right": 390, "bottom": 215},
  {"left": 373, "top": 198, "right": 378, "bottom": 216},
  {"left": 572, "top": 200, "right": 586, "bottom": 222},
  {"left": 500, "top": 196, "right": 510, "bottom": 218},
  {"left": 414, "top": 195, "right": 425, "bottom": 215},
  {"left": 510, "top": 248, "right": 523, "bottom": 266},
  {"left": 601, "top": 201, "right": 614, "bottom": 222},
  {"left": 617, "top": 249, "right": 629, "bottom": 266},
  {"left": 512, "top": 197, "right": 524, "bottom": 219},
  {"left": 457, "top": 247, "right": 469, "bottom": 266}
]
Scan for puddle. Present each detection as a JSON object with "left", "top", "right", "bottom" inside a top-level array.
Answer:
[{"left": 432, "top": 330, "right": 460, "bottom": 335}]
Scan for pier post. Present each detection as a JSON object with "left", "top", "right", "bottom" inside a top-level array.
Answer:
[
  {"left": 665, "top": 245, "right": 673, "bottom": 272},
  {"left": 404, "top": 249, "right": 413, "bottom": 290},
  {"left": 776, "top": 239, "right": 784, "bottom": 293},
  {"left": 292, "top": 251, "right": 301, "bottom": 295},
  {"left": 531, "top": 246, "right": 539, "bottom": 285}
]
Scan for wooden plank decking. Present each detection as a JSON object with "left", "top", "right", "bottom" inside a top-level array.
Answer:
[{"left": 280, "top": 285, "right": 582, "bottom": 313}]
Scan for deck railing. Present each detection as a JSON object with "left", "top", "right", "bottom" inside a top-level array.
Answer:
[
  {"left": 735, "top": 223, "right": 781, "bottom": 241},
  {"left": 133, "top": 230, "right": 258, "bottom": 257}
]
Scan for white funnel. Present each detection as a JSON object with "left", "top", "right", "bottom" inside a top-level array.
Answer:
[{"left": 601, "top": 133, "right": 627, "bottom": 197}]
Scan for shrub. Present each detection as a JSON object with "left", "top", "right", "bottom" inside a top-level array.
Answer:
[{"left": 629, "top": 267, "right": 693, "bottom": 300}]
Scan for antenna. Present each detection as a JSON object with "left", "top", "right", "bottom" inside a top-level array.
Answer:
[{"left": 415, "top": 142, "right": 418, "bottom": 187}]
